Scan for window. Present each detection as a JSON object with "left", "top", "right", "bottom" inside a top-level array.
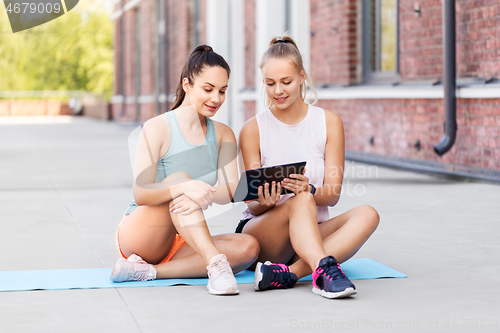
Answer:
[{"left": 362, "top": 0, "right": 399, "bottom": 83}]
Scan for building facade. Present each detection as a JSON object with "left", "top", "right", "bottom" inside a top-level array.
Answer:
[{"left": 111, "top": 0, "right": 500, "bottom": 180}]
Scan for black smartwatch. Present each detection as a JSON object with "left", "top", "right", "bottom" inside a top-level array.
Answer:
[{"left": 309, "top": 184, "right": 316, "bottom": 196}]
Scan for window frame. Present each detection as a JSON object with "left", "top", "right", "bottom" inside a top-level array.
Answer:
[{"left": 362, "top": 0, "right": 400, "bottom": 84}]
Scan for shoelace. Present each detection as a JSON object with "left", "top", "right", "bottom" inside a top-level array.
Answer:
[
  {"left": 209, "top": 259, "right": 231, "bottom": 280},
  {"left": 318, "top": 262, "right": 347, "bottom": 282},
  {"left": 130, "top": 260, "right": 153, "bottom": 281},
  {"left": 269, "top": 264, "right": 292, "bottom": 288}
]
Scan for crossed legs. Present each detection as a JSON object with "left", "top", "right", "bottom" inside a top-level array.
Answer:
[
  {"left": 117, "top": 172, "right": 259, "bottom": 279},
  {"left": 241, "top": 192, "right": 380, "bottom": 279}
]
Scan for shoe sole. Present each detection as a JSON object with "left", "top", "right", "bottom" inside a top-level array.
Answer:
[
  {"left": 312, "top": 286, "right": 357, "bottom": 299},
  {"left": 207, "top": 282, "right": 240, "bottom": 295},
  {"left": 254, "top": 262, "right": 264, "bottom": 291}
]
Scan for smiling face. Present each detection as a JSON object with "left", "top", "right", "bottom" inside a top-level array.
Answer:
[
  {"left": 183, "top": 66, "right": 229, "bottom": 117},
  {"left": 261, "top": 57, "right": 305, "bottom": 110}
]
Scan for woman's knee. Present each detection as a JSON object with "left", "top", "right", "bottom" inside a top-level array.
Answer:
[
  {"left": 357, "top": 205, "right": 380, "bottom": 231},
  {"left": 287, "top": 191, "right": 315, "bottom": 208},
  {"left": 234, "top": 234, "right": 260, "bottom": 262}
]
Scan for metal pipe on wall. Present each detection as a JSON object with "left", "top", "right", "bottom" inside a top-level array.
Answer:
[{"left": 434, "top": 0, "right": 457, "bottom": 156}]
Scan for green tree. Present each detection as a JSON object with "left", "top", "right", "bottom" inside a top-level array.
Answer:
[{"left": 0, "top": 0, "right": 114, "bottom": 98}]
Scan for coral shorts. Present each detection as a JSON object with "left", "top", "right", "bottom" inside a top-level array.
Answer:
[{"left": 116, "top": 215, "right": 186, "bottom": 264}]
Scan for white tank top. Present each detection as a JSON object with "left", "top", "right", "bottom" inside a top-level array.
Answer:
[{"left": 241, "top": 104, "right": 330, "bottom": 223}]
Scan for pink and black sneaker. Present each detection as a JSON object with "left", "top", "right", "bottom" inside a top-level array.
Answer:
[
  {"left": 312, "top": 256, "right": 356, "bottom": 298},
  {"left": 254, "top": 261, "right": 298, "bottom": 291}
]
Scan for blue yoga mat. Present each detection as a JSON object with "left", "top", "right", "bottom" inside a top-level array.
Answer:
[{"left": 0, "top": 258, "right": 405, "bottom": 292}]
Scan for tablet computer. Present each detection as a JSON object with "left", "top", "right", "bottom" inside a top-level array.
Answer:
[{"left": 231, "top": 161, "right": 307, "bottom": 202}]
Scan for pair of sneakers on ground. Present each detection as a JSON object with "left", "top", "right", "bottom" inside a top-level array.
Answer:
[
  {"left": 110, "top": 254, "right": 356, "bottom": 298},
  {"left": 255, "top": 256, "right": 356, "bottom": 299},
  {"left": 110, "top": 253, "right": 239, "bottom": 295}
]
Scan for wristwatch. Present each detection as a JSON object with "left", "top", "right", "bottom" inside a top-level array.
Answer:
[{"left": 309, "top": 184, "right": 316, "bottom": 196}]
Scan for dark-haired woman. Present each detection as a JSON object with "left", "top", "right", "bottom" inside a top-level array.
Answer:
[{"left": 110, "top": 45, "right": 259, "bottom": 295}]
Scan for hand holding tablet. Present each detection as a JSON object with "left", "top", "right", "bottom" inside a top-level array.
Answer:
[{"left": 231, "top": 161, "right": 307, "bottom": 203}]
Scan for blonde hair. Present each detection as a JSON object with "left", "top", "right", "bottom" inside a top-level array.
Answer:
[{"left": 260, "top": 35, "right": 318, "bottom": 108}]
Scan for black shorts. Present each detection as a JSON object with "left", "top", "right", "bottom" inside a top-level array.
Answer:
[{"left": 235, "top": 218, "right": 252, "bottom": 234}]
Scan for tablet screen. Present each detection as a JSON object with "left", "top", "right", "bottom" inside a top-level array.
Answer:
[{"left": 231, "top": 161, "right": 307, "bottom": 202}]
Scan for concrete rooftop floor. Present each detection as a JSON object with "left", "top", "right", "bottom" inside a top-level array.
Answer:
[{"left": 0, "top": 116, "right": 499, "bottom": 333}]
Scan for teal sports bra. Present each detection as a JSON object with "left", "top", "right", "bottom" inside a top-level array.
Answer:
[{"left": 125, "top": 111, "right": 218, "bottom": 216}]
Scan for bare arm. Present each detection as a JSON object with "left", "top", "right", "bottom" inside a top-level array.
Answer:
[
  {"left": 313, "top": 110, "right": 344, "bottom": 207},
  {"left": 163, "top": 121, "right": 238, "bottom": 215},
  {"left": 212, "top": 122, "right": 239, "bottom": 205},
  {"left": 132, "top": 117, "right": 214, "bottom": 207},
  {"left": 239, "top": 118, "right": 281, "bottom": 216}
]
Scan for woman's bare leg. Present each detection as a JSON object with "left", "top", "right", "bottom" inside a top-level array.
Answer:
[
  {"left": 241, "top": 192, "right": 327, "bottom": 271},
  {"left": 118, "top": 203, "right": 177, "bottom": 265},
  {"left": 241, "top": 194, "right": 379, "bottom": 279},
  {"left": 119, "top": 171, "right": 256, "bottom": 268},
  {"left": 288, "top": 205, "right": 380, "bottom": 279},
  {"left": 153, "top": 233, "right": 259, "bottom": 279},
  {"left": 169, "top": 208, "right": 221, "bottom": 265}
]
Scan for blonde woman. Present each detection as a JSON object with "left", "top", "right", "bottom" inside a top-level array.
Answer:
[{"left": 237, "top": 36, "right": 379, "bottom": 299}]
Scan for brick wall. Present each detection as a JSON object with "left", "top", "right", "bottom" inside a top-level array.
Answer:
[
  {"left": 456, "top": 0, "right": 500, "bottom": 78},
  {"left": 198, "top": 0, "right": 206, "bottom": 45},
  {"left": 310, "top": 0, "right": 500, "bottom": 173},
  {"left": 110, "top": 0, "right": 500, "bottom": 175},
  {"left": 310, "top": 0, "right": 358, "bottom": 86},
  {"left": 244, "top": 0, "right": 256, "bottom": 89},
  {"left": 167, "top": 0, "right": 191, "bottom": 101},
  {"left": 140, "top": 0, "right": 155, "bottom": 101},
  {"left": 138, "top": 0, "right": 156, "bottom": 123},
  {"left": 318, "top": 98, "right": 500, "bottom": 171},
  {"left": 111, "top": 0, "right": 126, "bottom": 120},
  {"left": 112, "top": 0, "right": 192, "bottom": 120},
  {"left": 244, "top": 101, "right": 256, "bottom": 122},
  {"left": 139, "top": 104, "right": 156, "bottom": 123},
  {"left": 124, "top": 9, "right": 135, "bottom": 104},
  {"left": 308, "top": 0, "right": 500, "bottom": 83},
  {"left": 111, "top": 7, "right": 138, "bottom": 121},
  {"left": 113, "top": 11, "right": 121, "bottom": 97},
  {"left": 399, "top": 0, "right": 443, "bottom": 81},
  {"left": 399, "top": 0, "right": 500, "bottom": 81}
]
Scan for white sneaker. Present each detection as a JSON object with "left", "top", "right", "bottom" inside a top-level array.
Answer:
[
  {"left": 110, "top": 254, "right": 157, "bottom": 282},
  {"left": 206, "top": 254, "right": 239, "bottom": 295}
]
